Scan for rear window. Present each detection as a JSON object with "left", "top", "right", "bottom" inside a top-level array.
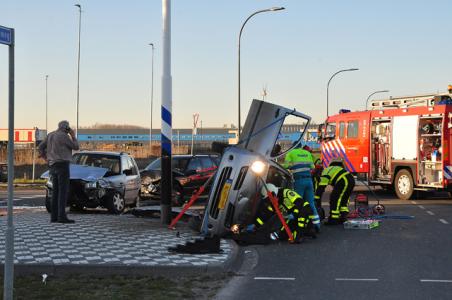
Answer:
[{"left": 200, "top": 157, "right": 215, "bottom": 169}]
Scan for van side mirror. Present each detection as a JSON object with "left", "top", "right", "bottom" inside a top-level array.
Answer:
[{"left": 123, "top": 169, "right": 132, "bottom": 176}]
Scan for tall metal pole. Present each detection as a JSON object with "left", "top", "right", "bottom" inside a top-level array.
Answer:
[
  {"left": 237, "top": 7, "right": 285, "bottom": 140},
  {"left": 45, "top": 75, "right": 49, "bottom": 134},
  {"left": 75, "top": 4, "right": 82, "bottom": 138},
  {"left": 161, "top": 0, "right": 172, "bottom": 224},
  {"left": 365, "top": 90, "right": 389, "bottom": 110},
  {"left": 149, "top": 43, "right": 155, "bottom": 148},
  {"left": 4, "top": 27, "right": 15, "bottom": 300},
  {"left": 326, "top": 68, "right": 358, "bottom": 118}
]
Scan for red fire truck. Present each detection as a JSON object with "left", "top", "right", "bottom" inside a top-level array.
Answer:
[{"left": 319, "top": 91, "right": 452, "bottom": 200}]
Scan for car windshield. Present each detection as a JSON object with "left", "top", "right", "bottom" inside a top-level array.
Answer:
[
  {"left": 72, "top": 153, "right": 121, "bottom": 175},
  {"left": 145, "top": 157, "right": 189, "bottom": 172}
]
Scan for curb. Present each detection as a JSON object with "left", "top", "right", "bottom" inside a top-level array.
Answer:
[{"left": 3, "top": 239, "right": 241, "bottom": 278}]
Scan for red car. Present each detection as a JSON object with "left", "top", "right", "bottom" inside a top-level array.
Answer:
[{"left": 139, "top": 154, "right": 220, "bottom": 205}]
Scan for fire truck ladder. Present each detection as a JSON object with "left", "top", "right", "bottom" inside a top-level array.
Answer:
[{"left": 369, "top": 93, "right": 450, "bottom": 110}]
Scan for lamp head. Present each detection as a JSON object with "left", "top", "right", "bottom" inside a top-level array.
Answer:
[
  {"left": 270, "top": 7, "right": 285, "bottom": 11},
  {"left": 250, "top": 161, "right": 266, "bottom": 175},
  {"left": 74, "top": 4, "right": 81, "bottom": 8}
]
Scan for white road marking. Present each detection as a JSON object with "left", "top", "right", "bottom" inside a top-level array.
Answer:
[
  {"left": 426, "top": 211, "right": 435, "bottom": 216},
  {"left": 420, "top": 279, "right": 452, "bottom": 283},
  {"left": 335, "top": 278, "right": 379, "bottom": 282},
  {"left": 418, "top": 205, "right": 425, "bottom": 210},
  {"left": 19, "top": 195, "right": 43, "bottom": 199},
  {"left": 254, "top": 277, "right": 295, "bottom": 281},
  {"left": 411, "top": 201, "right": 417, "bottom": 204},
  {"left": 0, "top": 206, "right": 45, "bottom": 209},
  {"left": 439, "top": 219, "right": 449, "bottom": 225}
]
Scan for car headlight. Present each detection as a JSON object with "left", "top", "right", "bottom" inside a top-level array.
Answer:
[
  {"left": 85, "top": 181, "right": 97, "bottom": 189},
  {"left": 250, "top": 161, "right": 266, "bottom": 175},
  {"left": 98, "top": 179, "right": 111, "bottom": 188}
]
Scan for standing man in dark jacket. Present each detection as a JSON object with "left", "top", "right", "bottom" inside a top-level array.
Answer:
[{"left": 39, "top": 121, "right": 79, "bottom": 223}]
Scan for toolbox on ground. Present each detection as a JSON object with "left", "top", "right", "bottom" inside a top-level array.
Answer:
[{"left": 343, "top": 219, "right": 379, "bottom": 229}]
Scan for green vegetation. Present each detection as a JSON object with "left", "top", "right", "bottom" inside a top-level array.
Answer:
[{"left": 1, "top": 273, "right": 230, "bottom": 300}]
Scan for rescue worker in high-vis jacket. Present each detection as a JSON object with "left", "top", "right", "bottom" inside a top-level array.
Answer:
[
  {"left": 284, "top": 142, "right": 321, "bottom": 230},
  {"left": 253, "top": 183, "right": 315, "bottom": 242},
  {"left": 314, "top": 164, "right": 355, "bottom": 225}
]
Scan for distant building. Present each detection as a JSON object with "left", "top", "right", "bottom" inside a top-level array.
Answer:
[{"left": 0, "top": 125, "right": 319, "bottom": 150}]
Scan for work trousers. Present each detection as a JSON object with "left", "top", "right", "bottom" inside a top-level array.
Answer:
[
  {"left": 294, "top": 175, "right": 320, "bottom": 228},
  {"left": 49, "top": 161, "right": 70, "bottom": 221},
  {"left": 329, "top": 173, "right": 355, "bottom": 221},
  {"left": 278, "top": 202, "right": 313, "bottom": 241}
]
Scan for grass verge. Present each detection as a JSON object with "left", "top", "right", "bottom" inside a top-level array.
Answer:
[{"left": 1, "top": 273, "right": 231, "bottom": 300}]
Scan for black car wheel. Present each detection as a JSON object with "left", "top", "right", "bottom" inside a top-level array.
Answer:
[{"left": 108, "top": 192, "right": 125, "bottom": 214}]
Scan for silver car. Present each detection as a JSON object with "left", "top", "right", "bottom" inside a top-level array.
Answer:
[
  {"left": 41, "top": 151, "right": 141, "bottom": 214},
  {"left": 203, "top": 99, "right": 311, "bottom": 237}
]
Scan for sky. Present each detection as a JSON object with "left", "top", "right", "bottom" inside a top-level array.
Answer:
[{"left": 1, "top": 0, "right": 451, "bottom": 131}]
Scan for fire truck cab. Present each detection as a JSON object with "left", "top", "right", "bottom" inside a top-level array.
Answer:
[{"left": 319, "top": 92, "right": 452, "bottom": 200}]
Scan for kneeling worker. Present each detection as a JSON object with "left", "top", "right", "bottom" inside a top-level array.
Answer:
[
  {"left": 314, "top": 164, "right": 355, "bottom": 225},
  {"left": 253, "top": 183, "right": 315, "bottom": 242}
]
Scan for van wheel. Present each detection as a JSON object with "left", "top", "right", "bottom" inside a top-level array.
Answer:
[{"left": 394, "top": 169, "right": 414, "bottom": 200}]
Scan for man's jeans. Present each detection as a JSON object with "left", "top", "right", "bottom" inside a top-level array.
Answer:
[
  {"left": 49, "top": 161, "right": 70, "bottom": 220},
  {"left": 294, "top": 175, "right": 321, "bottom": 229}
]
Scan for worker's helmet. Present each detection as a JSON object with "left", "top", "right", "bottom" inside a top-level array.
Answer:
[
  {"left": 261, "top": 183, "right": 278, "bottom": 198},
  {"left": 448, "top": 85, "right": 452, "bottom": 93}
]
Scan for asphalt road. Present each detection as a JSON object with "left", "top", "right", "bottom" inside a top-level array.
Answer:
[
  {"left": 217, "top": 187, "right": 452, "bottom": 300},
  {"left": 0, "top": 189, "right": 46, "bottom": 207}
]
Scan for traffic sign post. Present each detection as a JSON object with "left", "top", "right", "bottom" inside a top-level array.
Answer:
[{"left": 1, "top": 25, "right": 15, "bottom": 300}]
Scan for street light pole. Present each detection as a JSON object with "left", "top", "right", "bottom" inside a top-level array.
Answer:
[
  {"left": 366, "top": 90, "right": 389, "bottom": 110},
  {"left": 326, "top": 68, "right": 358, "bottom": 118},
  {"left": 75, "top": 4, "right": 82, "bottom": 138},
  {"left": 45, "top": 75, "right": 48, "bottom": 134},
  {"left": 149, "top": 43, "right": 155, "bottom": 149},
  {"left": 46, "top": 75, "right": 49, "bottom": 135},
  {"left": 238, "top": 6, "right": 285, "bottom": 140}
]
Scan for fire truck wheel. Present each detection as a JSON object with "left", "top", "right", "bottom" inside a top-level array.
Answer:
[{"left": 394, "top": 169, "right": 414, "bottom": 200}]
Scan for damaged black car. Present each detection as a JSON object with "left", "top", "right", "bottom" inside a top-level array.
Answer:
[
  {"left": 41, "top": 151, "right": 141, "bottom": 214},
  {"left": 139, "top": 154, "right": 219, "bottom": 206}
]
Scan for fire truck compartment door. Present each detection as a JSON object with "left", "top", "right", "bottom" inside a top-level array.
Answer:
[
  {"left": 392, "top": 116, "right": 418, "bottom": 160},
  {"left": 238, "top": 99, "right": 311, "bottom": 158}
]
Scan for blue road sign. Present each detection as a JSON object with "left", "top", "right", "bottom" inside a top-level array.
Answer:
[{"left": 0, "top": 26, "right": 13, "bottom": 46}]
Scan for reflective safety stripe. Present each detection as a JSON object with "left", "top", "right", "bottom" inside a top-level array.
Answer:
[
  {"left": 303, "top": 202, "right": 309, "bottom": 207},
  {"left": 256, "top": 218, "right": 264, "bottom": 225},
  {"left": 312, "top": 219, "right": 320, "bottom": 224},
  {"left": 293, "top": 209, "right": 299, "bottom": 214},
  {"left": 340, "top": 207, "right": 349, "bottom": 212},
  {"left": 267, "top": 206, "right": 274, "bottom": 212},
  {"left": 299, "top": 217, "right": 306, "bottom": 222},
  {"left": 291, "top": 167, "right": 311, "bottom": 173},
  {"left": 298, "top": 223, "right": 305, "bottom": 228},
  {"left": 331, "top": 214, "right": 340, "bottom": 219}
]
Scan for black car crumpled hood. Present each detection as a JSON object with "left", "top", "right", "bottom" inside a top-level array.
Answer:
[{"left": 41, "top": 164, "right": 109, "bottom": 181}]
